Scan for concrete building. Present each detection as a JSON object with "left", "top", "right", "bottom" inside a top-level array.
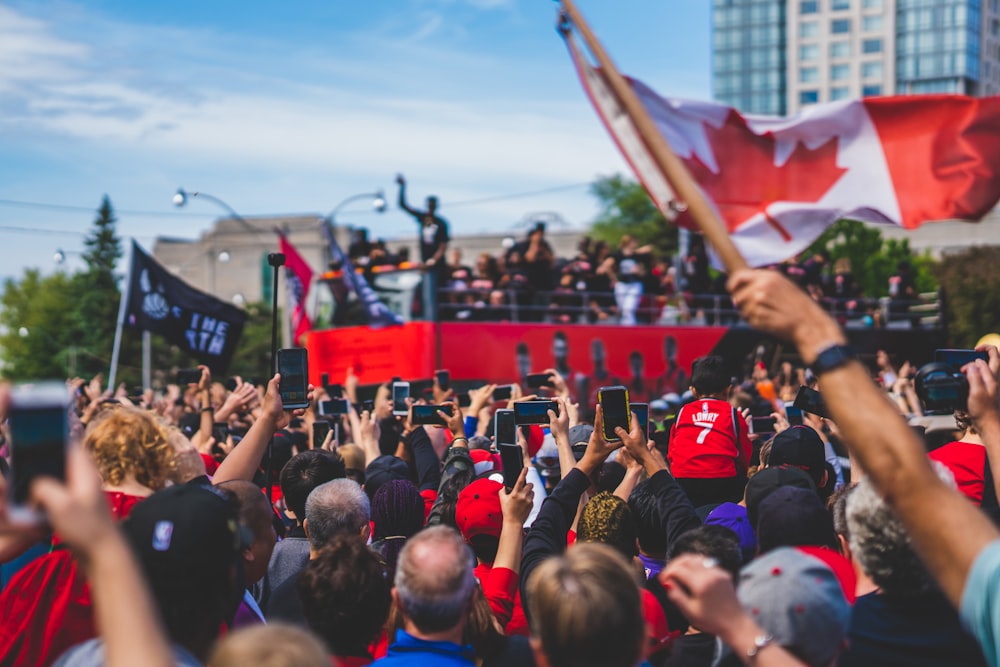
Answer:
[{"left": 713, "top": 0, "right": 1000, "bottom": 115}]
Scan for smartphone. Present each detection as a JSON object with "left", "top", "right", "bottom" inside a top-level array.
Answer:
[
  {"left": 598, "top": 385, "right": 630, "bottom": 442},
  {"left": 785, "top": 406, "right": 804, "bottom": 426},
  {"left": 492, "top": 385, "right": 513, "bottom": 401},
  {"left": 631, "top": 402, "right": 650, "bottom": 440},
  {"left": 277, "top": 348, "right": 310, "bottom": 410},
  {"left": 411, "top": 404, "right": 454, "bottom": 426},
  {"left": 392, "top": 382, "right": 410, "bottom": 417},
  {"left": 176, "top": 368, "right": 202, "bottom": 385},
  {"left": 457, "top": 394, "right": 472, "bottom": 408},
  {"left": 312, "top": 421, "right": 331, "bottom": 449},
  {"left": 211, "top": 423, "right": 229, "bottom": 446},
  {"left": 793, "top": 386, "right": 831, "bottom": 420},
  {"left": 319, "top": 398, "right": 349, "bottom": 416},
  {"left": 526, "top": 372, "right": 555, "bottom": 389},
  {"left": 8, "top": 382, "right": 71, "bottom": 522},
  {"left": 935, "top": 349, "right": 988, "bottom": 368},
  {"left": 436, "top": 369, "right": 451, "bottom": 392},
  {"left": 494, "top": 409, "right": 517, "bottom": 446},
  {"left": 498, "top": 443, "right": 523, "bottom": 492},
  {"left": 513, "top": 400, "right": 558, "bottom": 426},
  {"left": 362, "top": 399, "right": 376, "bottom": 413},
  {"left": 750, "top": 416, "right": 776, "bottom": 434},
  {"left": 320, "top": 372, "right": 330, "bottom": 390}
]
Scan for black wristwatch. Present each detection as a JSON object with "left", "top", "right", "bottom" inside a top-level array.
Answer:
[{"left": 812, "top": 344, "right": 857, "bottom": 375}]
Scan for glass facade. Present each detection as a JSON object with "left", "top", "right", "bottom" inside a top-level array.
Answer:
[
  {"left": 712, "top": 0, "right": 787, "bottom": 114},
  {"left": 896, "top": 0, "right": 981, "bottom": 95}
]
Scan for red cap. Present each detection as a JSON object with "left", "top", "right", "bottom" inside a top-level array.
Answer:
[
  {"left": 455, "top": 478, "right": 503, "bottom": 540},
  {"left": 641, "top": 588, "right": 678, "bottom": 656},
  {"left": 469, "top": 449, "right": 501, "bottom": 476},
  {"left": 527, "top": 425, "right": 545, "bottom": 457},
  {"left": 796, "top": 545, "right": 857, "bottom": 604}
]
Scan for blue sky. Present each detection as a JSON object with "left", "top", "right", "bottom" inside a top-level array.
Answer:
[{"left": 0, "top": 0, "right": 710, "bottom": 280}]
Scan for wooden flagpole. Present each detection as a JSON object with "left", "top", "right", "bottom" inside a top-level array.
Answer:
[{"left": 559, "top": 0, "right": 748, "bottom": 273}]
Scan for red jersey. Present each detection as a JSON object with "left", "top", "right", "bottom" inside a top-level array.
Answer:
[
  {"left": 668, "top": 398, "right": 751, "bottom": 478},
  {"left": 929, "top": 440, "right": 985, "bottom": 504}
]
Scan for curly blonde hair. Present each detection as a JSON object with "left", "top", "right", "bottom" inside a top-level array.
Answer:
[{"left": 84, "top": 406, "right": 176, "bottom": 491}]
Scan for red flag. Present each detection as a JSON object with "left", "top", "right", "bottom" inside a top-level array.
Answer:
[
  {"left": 567, "top": 36, "right": 1000, "bottom": 266},
  {"left": 277, "top": 233, "right": 314, "bottom": 345}
]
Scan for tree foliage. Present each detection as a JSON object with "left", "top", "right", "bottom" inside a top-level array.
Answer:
[
  {"left": 588, "top": 174, "right": 678, "bottom": 256},
  {"left": 937, "top": 246, "right": 1000, "bottom": 347},
  {"left": 804, "top": 219, "right": 937, "bottom": 297}
]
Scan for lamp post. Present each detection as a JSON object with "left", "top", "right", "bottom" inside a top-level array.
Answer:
[{"left": 325, "top": 190, "right": 387, "bottom": 225}]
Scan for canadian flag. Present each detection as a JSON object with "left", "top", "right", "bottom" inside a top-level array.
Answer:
[
  {"left": 569, "top": 40, "right": 1000, "bottom": 267},
  {"left": 277, "top": 233, "right": 314, "bottom": 345}
]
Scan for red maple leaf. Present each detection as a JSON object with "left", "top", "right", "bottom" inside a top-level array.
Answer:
[{"left": 677, "top": 110, "right": 847, "bottom": 241}]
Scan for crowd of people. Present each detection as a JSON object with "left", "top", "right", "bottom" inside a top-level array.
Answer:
[
  {"left": 0, "top": 267, "right": 998, "bottom": 667},
  {"left": 344, "top": 181, "right": 927, "bottom": 327}
]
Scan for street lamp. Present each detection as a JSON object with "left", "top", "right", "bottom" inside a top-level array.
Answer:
[
  {"left": 325, "top": 190, "right": 388, "bottom": 225},
  {"left": 53, "top": 248, "right": 84, "bottom": 266},
  {"left": 173, "top": 188, "right": 261, "bottom": 236}
]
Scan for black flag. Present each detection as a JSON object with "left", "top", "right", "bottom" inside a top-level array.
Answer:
[{"left": 124, "top": 241, "right": 247, "bottom": 373}]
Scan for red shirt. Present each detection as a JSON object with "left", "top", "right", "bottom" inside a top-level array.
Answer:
[
  {"left": 474, "top": 562, "right": 530, "bottom": 636},
  {"left": 668, "top": 398, "right": 751, "bottom": 478},
  {"left": 929, "top": 440, "right": 986, "bottom": 504}
]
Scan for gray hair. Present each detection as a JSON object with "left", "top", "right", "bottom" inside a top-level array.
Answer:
[
  {"left": 846, "top": 461, "right": 955, "bottom": 597},
  {"left": 304, "top": 479, "right": 370, "bottom": 548},
  {"left": 394, "top": 525, "right": 476, "bottom": 634}
]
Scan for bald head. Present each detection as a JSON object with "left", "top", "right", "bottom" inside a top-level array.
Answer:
[
  {"left": 394, "top": 526, "right": 475, "bottom": 635},
  {"left": 304, "top": 479, "right": 370, "bottom": 549}
]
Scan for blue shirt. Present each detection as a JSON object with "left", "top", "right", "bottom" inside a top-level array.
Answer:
[
  {"left": 961, "top": 539, "right": 1000, "bottom": 667},
  {"left": 376, "top": 629, "right": 475, "bottom": 666}
]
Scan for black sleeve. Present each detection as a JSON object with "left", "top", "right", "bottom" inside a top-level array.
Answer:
[
  {"left": 519, "top": 467, "right": 592, "bottom": 624},
  {"left": 647, "top": 469, "right": 701, "bottom": 551},
  {"left": 436, "top": 218, "right": 449, "bottom": 245},
  {"left": 405, "top": 427, "right": 441, "bottom": 493},
  {"left": 425, "top": 447, "right": 475, "bottom": 526}
]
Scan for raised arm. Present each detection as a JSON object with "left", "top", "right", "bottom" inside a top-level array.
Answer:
[
  {"left": 728, "top": 268, "right": 999, "bottom": 607},
  {"left": 395, "top": 174, "right": 418, "bottom": 216}
]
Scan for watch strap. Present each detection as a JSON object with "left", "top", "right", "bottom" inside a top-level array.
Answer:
[{"left": 812, "top": 344, "right": 856, "bottom": 375}]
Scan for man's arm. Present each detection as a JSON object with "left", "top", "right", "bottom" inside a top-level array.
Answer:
[
  {"left": 729, "top": 269, "right": 999, "bottom": 607},
  {"left": 396, "top": 174, "right": 418, "bottom": 216}
]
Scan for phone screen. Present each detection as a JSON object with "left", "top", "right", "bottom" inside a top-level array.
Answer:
[
  {"left": 277, "top": 348, "right": 309, "bottom": 409},
  {"left": 631, "top": 402, "right": 649, "bottom": 439},
  {"left": 750, "top": 416, "right": 776, "bottom": 434},
  {"left": 599, "top": 386, "right": 630, "bottom": 442},
  {"left": 526, "top": 372, "right": 554, "bottom": 389},
  {"left": 392, "top": 383, "right": 410, "bottom": 416},
  {"left": 513, "top": 400, "right": 557, "bottom": 426},
  {"left": 498, "top": 443, "right": 523, "bottom": 492},
  {"left": 935, "top": 349, "right": 988, "bottom": 368},
  {"left": 412, "top": 404, "right": 453, "bottom": 426},
  {"left": 785, "top": 406, "right": 804, "bottom": 426},
  {"left": 492, "top": 385, "right": 513, "bottom": 401},
  {"left": 436, "top": 370, "right": 450, "bottom": 392},
  {"left": 177, "top": 368, "right": 202, "bottom": 385},
  {"left": 312, "top": 421, "right": 331, "bottom": 449},
  {"left": 9, "top": 384, "right": 69, "bottom": 509},
  {"left": 495, "top": 409, "right": 517, "bottom": 446},
  {"left": 320, "top": 398, "right": 349, "bottom": 416},
  {"left": 793, "top": 386, "right": 830, "bottom": 420}
]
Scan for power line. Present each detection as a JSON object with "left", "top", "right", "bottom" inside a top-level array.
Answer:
[{"left": 0, "top": 182, "right": 593, "bottom": 220}]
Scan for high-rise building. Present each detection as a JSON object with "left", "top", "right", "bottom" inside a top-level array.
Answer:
[{"left": 713, "top": 0, "right": 1000, "bottom": 116}]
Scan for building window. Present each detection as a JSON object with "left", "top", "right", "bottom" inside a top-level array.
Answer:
[
  {"left": 862, "top": 84, "right": 882, "bottom": 96},
  {"left": 800, "top": 1, "right": 819, "bottom": 14},
  {"left": 832, "top": 19, "right": 851, "bottom": 33},
  {"left": 800, "top": 90, "right": 820, "bottom": 105},
  {"left": 863, "top": 38, "right": 883, "bottom": 53},
  {"left": 832, "top": 0, "right": 851, "bottom": 9},
  {"left": 831, "top": 63, "right": 851, "bottom": 80},
  {"left": 863, "top": 15, "right": 883, "bottom": 31},
  {"left": 863, "top": 0, "right": 883, "bottom": 7},
  {"left": 800, "top": 66, "right": 819, "bottom": 83},
  {"left": 830, "top": 41, "right": 851, "bottom": 58},
  {"left": 800, "top": 21, "right": 819, "bottom": 38},
  {"left": 862, "top": 61, "right": 884, "bottom": 78},
  {"left": 799, "top": 44, "right": 820, "bottom": 60},
  {"left": 830, "top": 86, "right": 851, "bottom": 100}
]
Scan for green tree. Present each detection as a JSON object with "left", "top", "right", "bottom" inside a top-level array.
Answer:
[
  {"left": 804, "top": 219, "right": 937, "bottom": 297},
  {"left": 588, "top": 174, "right": 678, "bottom": 257},
  {"left": 937, "top": 246, "right": 1000, "bottom": 347},
  {"left": 71, "top": 196, "right": 124, "bottom": 377}
]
